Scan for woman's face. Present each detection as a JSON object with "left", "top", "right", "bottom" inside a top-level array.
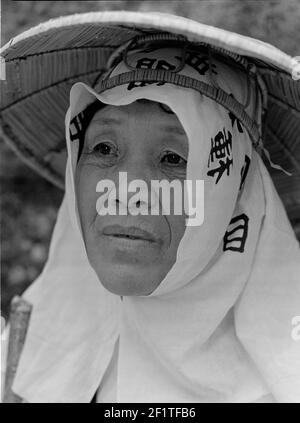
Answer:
[{"left": 75, "top": 100, "right": 188, "bottom": 296}]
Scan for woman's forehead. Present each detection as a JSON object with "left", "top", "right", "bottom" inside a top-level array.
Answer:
[{"left": 87, "top": 100, "right": 187, "bottom": 136}]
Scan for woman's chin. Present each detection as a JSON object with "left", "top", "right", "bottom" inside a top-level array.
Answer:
[
  {"left": 95, "top": 264, "right": 160, "bottom": 296},
  {"left": 86, "top": 235, "right": 172, "bottom": 296}
]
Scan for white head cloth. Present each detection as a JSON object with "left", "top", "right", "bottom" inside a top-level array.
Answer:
[{"left": 12, "top": 47, "right": 300, "bottom": 403}]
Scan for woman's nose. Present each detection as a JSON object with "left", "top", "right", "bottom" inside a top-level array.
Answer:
[
  {"left": 115, "top": 172, "right": 152, "bottom": 214},
  {"left": 111, "top": 151, "right": 160, "bottom": 213}
]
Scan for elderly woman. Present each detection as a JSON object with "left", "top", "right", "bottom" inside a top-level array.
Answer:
[{"left": 1, "top": 12, "right": 300, "bottom": 403}]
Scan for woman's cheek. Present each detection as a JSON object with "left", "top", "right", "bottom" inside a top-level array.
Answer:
[
  {"left": 168, "top": 213, "right": 187, "bottom": 254},
  {"left": 76, "top": 166, "right": 104, "bottom": 232}
]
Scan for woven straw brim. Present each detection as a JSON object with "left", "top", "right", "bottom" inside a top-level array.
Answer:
[{"left": 0, "top": 11, "right": 299, "bottom": 224}]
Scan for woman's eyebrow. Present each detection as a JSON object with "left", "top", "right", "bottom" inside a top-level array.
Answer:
[
  {"left": 89, "top": 116, "right": 122, "bottom": 127},
  {"left": 160, "top": 125, "right": 187, "bottom": 137},
  {"left": 88, "top": 118, "right": 186, "bottom": 136}
]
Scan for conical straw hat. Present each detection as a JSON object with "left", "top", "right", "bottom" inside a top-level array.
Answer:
[{"left": 0, "top": 11, "right": 299, "bottom": 227}]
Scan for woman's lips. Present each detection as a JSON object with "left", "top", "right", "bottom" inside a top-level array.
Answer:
[{"left": 102, "top": 225, "right": 157, "bottom": 243}]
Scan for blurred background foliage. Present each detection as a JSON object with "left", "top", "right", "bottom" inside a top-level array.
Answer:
[{"left": 1, "top": 0, "right": 300, "bottom": 319}]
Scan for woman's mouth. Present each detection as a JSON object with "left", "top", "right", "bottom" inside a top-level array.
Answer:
[{"left": 102, "top": 225, "right": 157, "bottom": 243}]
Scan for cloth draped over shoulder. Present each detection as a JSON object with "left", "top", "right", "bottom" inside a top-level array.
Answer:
[{"left": 10, "top": 46, "right": 300, "bottom": 403}]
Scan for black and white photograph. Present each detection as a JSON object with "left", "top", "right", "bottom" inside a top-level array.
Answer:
[{"left": 0, "top": 0, "right": 300, "bottom": 406}]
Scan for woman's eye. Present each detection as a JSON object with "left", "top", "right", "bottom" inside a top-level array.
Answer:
[
  {"left": 92, "top": 141, "right": 118, "bottom": 156},
  {"left": 160, "top": 151, "right": 187, "bottom": 166}
]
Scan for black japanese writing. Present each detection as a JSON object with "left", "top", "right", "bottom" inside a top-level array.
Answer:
[
  {"left": 127, "top": 56, "right": 175, "bottom": 90},
  {"left": 69, "top": 112, "right": 85, "bottom": 143},
  {"left": 239, "top": 155, "right": 251, "bottom": 191},
  {"left": 223, "top": 213, "right": 249, "bottom": 253},
  {"left": 175, "top": 51, "right": 217, "bottom": 77},
  {"left": 207, "top": 128, "right": 233, "bottom": 184}
]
